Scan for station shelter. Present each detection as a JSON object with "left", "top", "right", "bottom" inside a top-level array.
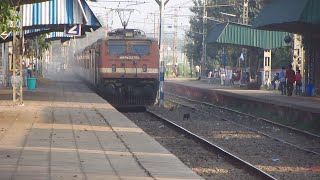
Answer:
[
  {"left": 253, "top": 0, "right": 320, "bottom": 95},
  {"left": 206, "top": 22, "right": 291, "bottom": 87}
]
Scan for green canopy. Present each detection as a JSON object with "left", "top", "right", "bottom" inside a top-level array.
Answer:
[
  {"left": 252, "top": 0, "right": 320, "bottom": 33},
  {"left": 206, "top": 22, "right": 291, "bottom": 49}
]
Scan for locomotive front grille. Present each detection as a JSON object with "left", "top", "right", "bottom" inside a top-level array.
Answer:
[
  {"left": 104, "top": 95, "right": 155, "bottom": 107},
  {"left": 102, "top": 78, "right": 158, "bottom": 107}
]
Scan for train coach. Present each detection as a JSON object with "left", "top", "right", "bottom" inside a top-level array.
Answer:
[{"left": 74, "top": 28, "right": 159, "bottom": 107}]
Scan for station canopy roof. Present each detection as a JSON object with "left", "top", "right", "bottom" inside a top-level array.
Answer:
[
  {"left": 252, "top": 0, "right": 320, "bottom": 34},
  {"left": 206, "top": 22, "right": 291, "bottom": 49},
  {"left": 0, "top": 0, "right": 101, "bottom": 43},
  {"left": 22, "top": 0, "right": 101, "bottom": 31}
]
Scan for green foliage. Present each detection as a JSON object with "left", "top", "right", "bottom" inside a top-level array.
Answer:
[
  {"left": 271, "top": 47, "right": 292, "bottom": 69},
  {"left": 38, "top": 34, "right": 51, "bottom": 52},
  {"left": 25, "top": 34, "right": 51, "bottom": 57},
  {"left": 0, "top": 1, "right": 20, "bottom": 33}
]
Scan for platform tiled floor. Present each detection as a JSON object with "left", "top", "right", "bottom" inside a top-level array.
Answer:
[{"left": 0, "top": 73, "right": 202, "bottom": 180}]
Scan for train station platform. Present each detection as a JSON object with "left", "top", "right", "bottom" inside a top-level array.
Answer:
[
  {"left": 0, "top": 73, "right": 202, "bottom": 180},
  {"left": 164, "top": 79, "right": 320, "bottom": 132}
]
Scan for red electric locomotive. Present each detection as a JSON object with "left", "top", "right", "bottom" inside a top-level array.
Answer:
[{"left": 75, "top": 28, "right": 159, "bottom": 107}]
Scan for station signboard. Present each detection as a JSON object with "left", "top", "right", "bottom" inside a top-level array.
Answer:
[
  {"left": 0, "top": 31, "right": 11, "bottom": 40},
  {"left": 65, "top": 25, "right": 81, "bottom": 36}
]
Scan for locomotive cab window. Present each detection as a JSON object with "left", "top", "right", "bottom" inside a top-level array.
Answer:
[
  {"left": 131, "top": 42, "right": 150, "bottom": 56},
  {"left": 108, "top": 41, "right": 127, "bottom": 55}
]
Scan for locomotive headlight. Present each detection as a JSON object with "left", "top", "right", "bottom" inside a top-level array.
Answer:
[
  {"left": 142, "top": 64, "right": 147, "bottom": 72},
  {"left": 112, "top": 64, "right": 116, "bottom": 72}
]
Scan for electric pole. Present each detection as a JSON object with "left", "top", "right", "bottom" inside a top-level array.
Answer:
[
  {"left": 201, "top": 0, "right": 207, "bottom": 78},
  {"left": 242, "top": 0, "right": 249, "bottom": 82},
  {"left": 154, "top": 13, "right": 156, "bottom": 38},
  {"left": 243, "top": 0, "right": 249, "bottom": 25},
  {"left": 155, "top": 0, "right": 170, "bottom": 107},
  {"left": 105, "top": 11, "right": 109, "bottom": 35},
  {"left": 12, "top": 6, "right": 24, "bottom": 105},
  {"left": 173, "top": 8, "right": 178, "bottom": 66},
  {"left": 149, "top": 13, "right": 159, "bottom": 40}
]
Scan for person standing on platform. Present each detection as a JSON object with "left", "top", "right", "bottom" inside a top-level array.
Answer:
[
  {"left": 195, "top": 65, "right": 200, "bottom": 78},
  {"left": 27, "top": 64, "right": 32, "bottom": 78},
  {"left": 286, "top": 65, "right": 296, "bottom": 96},
  {"left": 295, "top": 70, "right": 302, "bottom": 95},
  {"left": 272, "top": 72, "right": 280, "bottom": 90},
  {"left": 279, "top": 66, "right": 286, "bottom": 95},
  {"left": 207, "top": 70, "right": 213, "bottom": 84},
  {"left": 23, "top": 67, "right": 28, "bottom": 87}
]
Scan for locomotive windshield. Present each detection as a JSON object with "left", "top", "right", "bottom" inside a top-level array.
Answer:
[
  {"left": 107, "top": 40, "right": 151, "bottom": 56},
  {"left": 131, "top": 42, "right": 150, "bottom": 56},
  {"left": 108, "top": 41, "right": 126, "bottom": 55}
]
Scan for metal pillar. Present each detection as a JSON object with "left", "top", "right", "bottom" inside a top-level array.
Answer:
[
  {"left": 12, "top": 6, "right": 24, "bottom": 105},
  {"left": 12, "top": 32, "right": 16, "bottom": 101},
  {"left": 263, "top": 50, "right": 272, "bottom": 86},
  {"left": 155, "top": 0, "right": 169, "bottom": 107},
  {"left": 243, "top": 0, "right": 249, "bottom": 25},
  {"left": 0, "top": 44, "right": 4, "bottom": 86},
  {"left": 242, "top": 0, "right": 249, "bottom": 82},
  {"left": 293, "top": 34, "right": 304, "bottom": 90},
  {"left": 308, "top": 48, "right": 315, "bottom": 85},
  {"left": 292, "top": 34, "right": 299, "bottom": 72},
  {"left": 173, "top": 8, "right": 178, "bottom": 66},
  {"left": 154, "top": 13, "right": 156, "bottom": 39},
  {"left": 201, "top": 0, "right": 207, "bottom": 77}
]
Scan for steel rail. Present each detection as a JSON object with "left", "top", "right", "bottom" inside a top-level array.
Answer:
[
  {"left": 165, "top": 92, "right": 320, "bottom": 156},
  {"left": 165, "top": 92, "right": 320, "bottom": 139},
  {"left": 146, "top": 109, "right": 276, "bottom": 180}
]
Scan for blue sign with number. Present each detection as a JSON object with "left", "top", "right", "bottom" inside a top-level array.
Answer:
[{"left": 65, "top": 25, "right": 81, "bottom": 36}]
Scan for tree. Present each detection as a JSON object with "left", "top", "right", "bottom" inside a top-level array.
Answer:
[
  {"left": 0, "top": 1, "right": 20, "bottom": 33},
  {"left": 0, "top": 0, "right": 50, "bottom": 33},
  {"left": 25, "top": 34, "right": 51, "bottom": 58},
  {"left": 272, "top": 47, "right": 292, "bottom": 69}
]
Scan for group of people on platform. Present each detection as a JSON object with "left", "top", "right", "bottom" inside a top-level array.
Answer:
[
  {"left": 206, "top": 68, "right": 246, "bottom": 86},
  {"left": 193, "top": 64, "right": 303, "bottom": 96},
  {"left": 272, "top": 65, "right": 302, "bottom": 96},
  {"left": 8, "top": 64, "right": 33, "bottom": 88}
]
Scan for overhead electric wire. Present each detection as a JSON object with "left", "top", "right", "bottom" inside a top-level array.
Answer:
[{"left": 166, "top": 0, "right": 193, "bottom": 8}]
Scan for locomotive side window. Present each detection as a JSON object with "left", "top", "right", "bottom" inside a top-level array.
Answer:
[
  {"left": 108, "top": 41, "right": 127, "bottom": 55},
  {"left": 131, "top": 42, "right": 150, "bottom": 56}
]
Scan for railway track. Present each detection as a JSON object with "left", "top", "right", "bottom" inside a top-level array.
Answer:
[
  {"left": 143, "top": 93, "right": 320, "bottom": 179},
  {"left": 165, "top": 92, "right": 320, "bottom": 156},
  {"left": 125, "top": 111, "right": 275, "bottom": 180},
  {"left": 146, "top": 110, "right": 276, "bottom": 180}
]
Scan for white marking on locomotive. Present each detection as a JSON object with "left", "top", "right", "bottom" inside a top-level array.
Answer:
[
  {"left": 119, "top": 56, "right": 140, "bottom": 60},
  {"left": 100, "top": 68, "right": 159, "bottom": 73}
]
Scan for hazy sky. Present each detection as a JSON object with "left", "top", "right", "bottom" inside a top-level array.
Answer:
[{"left": 87, "top": 0, "right": 194, "bottom": 36}]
